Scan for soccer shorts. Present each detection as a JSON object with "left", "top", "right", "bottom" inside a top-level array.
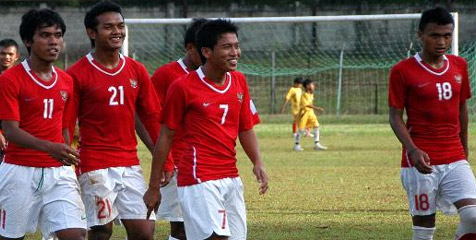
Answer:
[
  {"left": 78, "top": 165, "right": 155, "bottom": 228},
  {"left": 401, "top": 160, "right": 476, "bottom": 216},
  {"left": 157, "top": 170, "right": 183, "bottom": 222},
  {"left": 0, "top": 163, "right": 86, "bottom": 239},
  {"left": 298, "top": 111, "right": 319, "bottom": 129},
  {"left": 178, "top": 177, "right": 247, "bottom": 240}
]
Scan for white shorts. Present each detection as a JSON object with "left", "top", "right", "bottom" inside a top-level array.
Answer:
[
  {"left": 78, "top": 165, "right": 155, "bottom": 228},
  {"left": 0, "top": 163, "right": 86, "bottom": 239},
  {"left": 401, "top": 160, "right": 476, "bottom": 216},
  {"left": 178, "top": 177, "right": 247, "bottom": 240},
  {"left": 157, "top": 170, "right": 183, "bottom": 222}
]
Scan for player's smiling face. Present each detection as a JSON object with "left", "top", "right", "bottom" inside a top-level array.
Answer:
[
  {"left": 26, "top": 25, "right": 63, "bottom": 63},
  {"left": 90, "top": 11, "right": 125, "bottom": 51},
  {"left": 419, "top": 22, "right": 453, "bottom": 58},
  {"left": 0, "top": 46, "right": 19, "bottom": 70},
  {"left": 207, "top": 32, "right": 241, "bottom": 72}
]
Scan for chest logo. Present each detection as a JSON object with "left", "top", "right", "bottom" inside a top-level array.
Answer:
[
  {"left": 454, "top": 74, "right": 462, "bottom": 84},
  {"left": 60, "top": 90, "right": 68, "bottom": 101},
  {"left": 130, "top": 79, "right": 138, "bottom": 88},
  {"left": 237, "top": 93, "right": 243, "bottom": 102}
]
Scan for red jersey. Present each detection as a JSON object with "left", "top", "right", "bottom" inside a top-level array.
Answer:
[
  {"left": 0, "top": 61, "right": 73, "bottom": 167},
  {"left": 162, "top": 68, "right": 255, "bottom": 186},
  {"left": 388, "top": 54, "right": 471, "bottom": 167},
  {"left": 151, "top": 59, "right": 190, "bottom": 167},
  {"left": 67, "top": 53, "right": 161, "bottom": 174}
]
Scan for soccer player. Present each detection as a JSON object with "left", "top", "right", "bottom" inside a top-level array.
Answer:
[
  {"left": 149, "top": 18, "right": 208, "bottom": 240},
  {"left": 0, "top": 39, "right": 19, "bottom": 75},
  {"left": 281, "top": 77, "right": 303, "bottom": 137},
  {"left": 389, "top": 7, "right": 476, "bottom": 240},
  {"left": 0, "top": 38, "right": 20, "bottom": 163},
  {"left": 294, "top": 79, "right": 327, "bottom": 151},
  {"left": 66, "top": 1, "right": 160, "bottom": 239},
  {"left": 144, "top": 19, "right": 268, "bottom": 240},
  {"left": 0, "top": 9, "right": 86, "bottom": 240}
]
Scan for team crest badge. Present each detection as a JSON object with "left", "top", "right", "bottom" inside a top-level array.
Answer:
[
  {"left": 237, "top": 93, "right": 243, "bottom": 102},
  {"left": 130, "top": 79, "right": 138, "bottom": 88},
  {"left": 455, "top": 74, "right": 462, "bottom": 84},
  {"left": 60, "top": 90, "right": 68, "bottom": 101}
]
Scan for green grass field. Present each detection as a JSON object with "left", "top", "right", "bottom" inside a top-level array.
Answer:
[{"left": 26, "top": 114, "right": 476, "bottom": 239}]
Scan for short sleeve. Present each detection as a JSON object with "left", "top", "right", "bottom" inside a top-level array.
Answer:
[
  {"left": 285, "top": 88, "right": 293, "bottom": 100},
  {"left": 459, "top": 58, "right": 471, "bottom": 103},
  {"left": 388, "top": 65, "right": 406, "bottom": 109},
  {"left": 162, "top": 80, "right": 187, "bottom": 130},
  {"left": 0, "top": 74, "right": 20, "bottom": 121},
  {"left": 238, "top": 76, "right": 254, "bottom": 132},
  {"left": 151, "top": 67, "right": 173, "bottom": 108},
  {"left": 61, "top": 74, "right": 75, "bottom": 131}
]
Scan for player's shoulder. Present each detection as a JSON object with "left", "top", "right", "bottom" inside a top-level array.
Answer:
[
  {"left": 1, "top": 64, "right": 24, "bottom": 78},
  {"left": 124, "top": 55, "right": 147, "bottom": 69},
  {"left": 152, "top": 61, "right": 179, "bottom": 77},
  {"left": 66, "top": 55, "right": 89, "bottom": 75},
  {"left": 54, "top": 67, "right": 73, "bottom": 81},
  {"left": 392, "top": 57, "right": 416, "bottom": 71},
  {"left": 447, "top": 54, "right": 468, "bottom": 67}
]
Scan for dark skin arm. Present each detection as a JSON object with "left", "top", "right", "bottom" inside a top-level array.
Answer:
[
  {"left": 2, "top": 120, "right": 79, "bottom": 165},
  {"left": 143, "top": 124, "right": 175, "bottom": 219},
  {"left": 388, "top": 107, "right": 432, "bottom": 174},
  {"left": 459, "top": 102, "right": 469, "bottom": 158},
  {"left": 238, "top": 129, "right": 268, "bottom": 195}
]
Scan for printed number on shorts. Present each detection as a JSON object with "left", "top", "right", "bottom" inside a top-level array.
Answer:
[
  {"left": 43, "top": 99, "right": 54, "bottom": 119},
  {"left": 108, "top": 86, "right": 124, "bottom": 106},
  {"left": 414, "top": 194, "right": 430, "bottom": 211},
  {"left": 219, "top": 104, "right": 229, "bottom": 125},
  {"left": 96, "top": 198, "right": 112, "bottom": 219},
  {"left": 436, "top": 82, "right": 452, "bottom": 100},
  {"left": 0, "top": 208, "right": 6, "bottom": 229},
  {"left": 218, "top": 209, "right": 227, "bottom": 229}
]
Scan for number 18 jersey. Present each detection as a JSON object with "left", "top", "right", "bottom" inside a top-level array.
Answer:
[
  {"left": 162, "top": 68, "right": 255, "bottom": 186},
  {"left": 388, "top": 53, "right": 471, "bottom": 167}
]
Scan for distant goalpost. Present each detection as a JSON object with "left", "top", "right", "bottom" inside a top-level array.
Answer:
[{"left": 123, "top": 13, "right": 462, "bottom": 115}]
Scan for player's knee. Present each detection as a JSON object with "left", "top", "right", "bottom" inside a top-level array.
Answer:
[
  {"left": 205, "top": 232, "right": 228, "bottom": 240},
  {"left": 56, "top": 228, "right": 87, "bottom": 240},
  {"left": 88, "top": 225, "right": 113, "bottom": 240},
  {"left": 170, "top": 222, "right": 186, "bottom": 240},
  {"left": 455, "top": 205, "right": 476, "bottom": 240}
]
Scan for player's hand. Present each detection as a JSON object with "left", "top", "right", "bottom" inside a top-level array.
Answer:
[
  {"left": 253, "top": 162, "right": 269, "bottom": 195},
  {"left": 409, "top": 148, "right": 432, "bottom": 174},
  {"left": 143, "top": 187, "right": 161, "bottom": 219},
  {"left": 46, "top": 142, "right": 80, "bottom": 166},
  {"left": 316, "top": 107, "right": 324, "bottom": 115},
  {"left": 0, "top": 133, "right": 6, "bottom": 150},
  {"left": 160, "top": 171, "right": 174, "bottom": 187}
]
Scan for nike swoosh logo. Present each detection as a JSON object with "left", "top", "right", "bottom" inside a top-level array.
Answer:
[
  {"left": 417, "top": 82, "right": 430, "bottom": 88},
  {"left": 203, "top": 102, "right": 210, "bottom": 107}
]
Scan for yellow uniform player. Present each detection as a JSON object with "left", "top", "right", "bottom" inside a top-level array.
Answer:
[{"left": 281, "top": 77, "right": 302, "bottom": 136}]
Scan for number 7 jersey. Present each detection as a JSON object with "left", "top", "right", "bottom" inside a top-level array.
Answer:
[
  {"left": 388, "top": 53, "right": 471, "bottom": 167},
  {"left": 66, "top": 53, "right": 161, "bottom": 174},
  {"left": 162, "top": 68, "right": 255, "bottom": 186}
]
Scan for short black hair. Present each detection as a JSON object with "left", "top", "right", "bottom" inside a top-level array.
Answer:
[
  {"left": 302, "top": 79, "right": 313, "bottom": 88},
  {"left": 0, "top": 39, "right": 18, "bottom": 50},
  {"left": 419, "top": 7, "right": 454, "bottom": 32},
  {"left": 196, "top": 19, "right": 239, "bottom": 63},
  {"left": 184, "top": 18, "right": 209, "bottom": 48},
  {"left": 84, "top": 0, "right": 123, "bottom": 48},
  {"left": 19, "top": 9, "right": 66, "bottom": 54},
  {"left": 294, "top": 77, "right": 303, "bottom": 84}
]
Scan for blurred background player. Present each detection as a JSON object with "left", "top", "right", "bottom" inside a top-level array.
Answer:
[
  {"left": 149, "top": 18, "right": 208, "bottom": 240},
  {"left": 0, "top": 8, "right": 86, "bottom": 240},
  {"left": 144, "top": 19, "right": 268, "bottom": 240},
  {"left": 294, "top": 79, "right": 327, "bottom": 151},
  {"left": 389, "top": 7, "right": 476, "bottom": 240},
  {"left": 281, "top": 77, "right": 302, "bottom": 137},
  {"left": 0, "top": 38, "right": 20, "bottom": 163},
  {"left": 66, "top": 1, "right": 160, "bottom": 239}
]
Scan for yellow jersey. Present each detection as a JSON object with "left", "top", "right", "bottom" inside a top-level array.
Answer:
[{"left": 285, "top": 87, "right": 302, "bottom": 115}]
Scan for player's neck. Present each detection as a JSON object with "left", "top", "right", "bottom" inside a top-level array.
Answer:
[
  {"left": 419, "top": 51, "right": 446, "bottom": 69},
  {"left": 92, "top": 49, "right": 121, "bottom": 70},
  {"left": 26, "top": 57, "right": 54, "bottom": 81},
  {"left": 201, "top": 64, "right": 227, "bottom": 86},
  {"left": 182, "top": 55, "right": 198, "bottom": 71}
]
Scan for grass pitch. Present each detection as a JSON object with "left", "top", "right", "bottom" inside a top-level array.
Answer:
[{"left": 26, "top": 114, "right": 473, "bottom": 239}]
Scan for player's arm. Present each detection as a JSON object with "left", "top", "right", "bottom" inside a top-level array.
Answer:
[
  {"left": 1, "top": 120, "right": 79, "bottom": 165},
  {"left": 459, "top": 102, "right": 469, "bottom": 158},
  {"left": 0, "top": 131, "right": 5, "bottom": 150},
  {"left": 143, "top": 124, "right": 175, "bottom": 219},
  {"left": 135, "top": 113, "right": 154, "bottom": 153},
  {"left": 239, "top": 129, "right": 268, "bottom": 195},
  {"left": 280, "top": 89, "right": 292, "bottom": 113},
  {"left": 388, "top": 107, "right": 431, "bottom": 173}
]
